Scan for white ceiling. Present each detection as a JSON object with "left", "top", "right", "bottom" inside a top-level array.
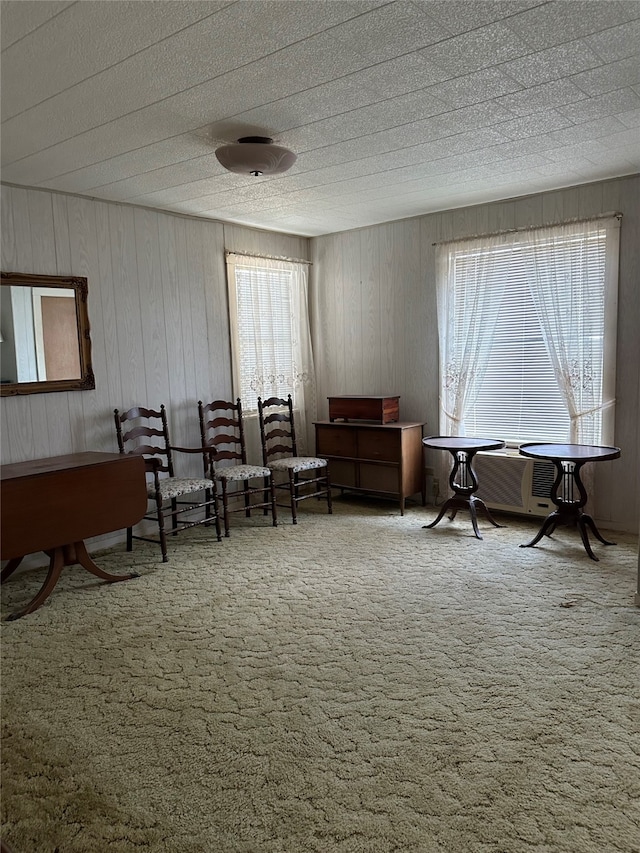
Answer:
[{"left": 2, "top": 0, "right": 639, "bottom": 237}]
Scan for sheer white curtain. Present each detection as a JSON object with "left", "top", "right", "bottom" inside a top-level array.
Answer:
[
  {"left": 525, "top": 217, "right": 620, "bottom": 444},
  {"left": 436, "top": 235, "right": 509, "bottom": 436},
  {"left": 225, "top": 253, "right": 317, "bottom": 458},
  {"left": 434, "top": 236, "right": 509, "bottom": 493}
]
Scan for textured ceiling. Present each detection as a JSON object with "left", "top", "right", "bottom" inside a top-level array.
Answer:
[{"left": 2, "top": 0, "right": 639, "bottom": 237}]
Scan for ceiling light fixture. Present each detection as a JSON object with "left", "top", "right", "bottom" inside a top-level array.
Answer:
[{"left": 214, "top": 136, "right": 297, "bottom": 177}]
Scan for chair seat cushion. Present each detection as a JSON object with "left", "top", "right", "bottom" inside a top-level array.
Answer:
[
  {"left": 149, "top": 477, "right": 214, "bottom": 501},
  {"left": 216, "top": 464, "right": 271, "bottom": 482},
  {"left": 268, "top": 456, "right": 327, "bottom": 474}
]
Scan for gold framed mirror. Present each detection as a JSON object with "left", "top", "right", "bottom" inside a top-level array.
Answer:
[{"left": 1, "top": 272, "right": 95, "bottom": 396}]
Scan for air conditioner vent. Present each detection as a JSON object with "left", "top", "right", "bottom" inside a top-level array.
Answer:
[
  {"left": 532, "top": 460, "right": 555, "bottom": 497},
  {"left": 473, "top": 452, "right": 553, "bottom": 517},
  {"left": 475, "top": 455, "right": 527, "bottom": 508}
]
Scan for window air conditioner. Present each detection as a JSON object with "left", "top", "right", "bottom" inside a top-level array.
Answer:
[{"left": 473, "top": 451, "right": 556, "bottom": 518}]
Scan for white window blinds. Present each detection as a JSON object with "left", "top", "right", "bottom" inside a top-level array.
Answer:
[{"left": 234, "top": 266, "right": 294, "bottom": 410}]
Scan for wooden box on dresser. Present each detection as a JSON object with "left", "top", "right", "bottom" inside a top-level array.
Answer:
[{"left": 314, "top": 420, "right": 426, "bottom": 515}]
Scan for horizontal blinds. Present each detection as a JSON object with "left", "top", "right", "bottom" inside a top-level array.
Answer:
[
  {"left": 235, "top": 266, "right": 294, "bottom": 410},
  {"left": 450, "top": 228, "right": 606, "bottom": 444}
]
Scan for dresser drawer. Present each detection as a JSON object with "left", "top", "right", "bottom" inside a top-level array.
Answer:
[
  {"left": 326, "top": 459, "right": 357, "bottom": 488},
  {"left": 357, "top": 429, "right": 400, "bottom": 462},
  {"left": 316, "top": 424, "right": 357, "bottom": 458}
]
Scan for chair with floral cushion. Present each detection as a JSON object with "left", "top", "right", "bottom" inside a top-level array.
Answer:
[
  {"left": 114, "top": 404, "right": 221, "bottom": 561},
  {"left": 198, "top": 398, "right": 277, "bottom": 537},
  {"left": 257, "top": 394, "right": 332, "bottom": 523}
]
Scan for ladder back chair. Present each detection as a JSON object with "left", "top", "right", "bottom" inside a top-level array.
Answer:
[
  {"left": 114, "top": 404, "right": 221, "bottom": 561},
  {"left": 198, "top": 398, "right": 277, "bottom": 536},
  {"left": 257, "top": 394, "right": 332, "bottom": 523}
]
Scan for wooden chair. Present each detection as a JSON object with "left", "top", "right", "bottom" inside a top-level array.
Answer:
[
  {"left": 114, "top": 404, "right": 221, "bottom": 561},
  {"left": 257, "top": 394, "right": 332, "bottom": 523},
  {"left": 198, "top": 398, "right": 277, "bottom": 536}
]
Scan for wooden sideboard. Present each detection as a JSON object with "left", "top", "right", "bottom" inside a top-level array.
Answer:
[{"left": 314, "top": 420, "right": 425, "bottom": 514}]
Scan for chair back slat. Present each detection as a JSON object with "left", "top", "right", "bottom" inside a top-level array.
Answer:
[
  {"left": 118, "top": 405, "right": 162, "bottom": 421},
  {"left": 257, "top": 393, "right": 298, "bottom": 464},
  {"left": 198, "top": 398, "right": 247, "bottom": 474},
  {"left": 114, "top": 404, "right": 175, "bottom": 477},
  {"left": 121, "top": 425, "right": 166, "bottom": 443},
  {"left": 205, "top": 415, "right": 239, "bottom": 430}
]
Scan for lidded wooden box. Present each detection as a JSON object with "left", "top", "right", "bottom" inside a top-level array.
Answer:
[{"left": 327, "top": 395, "right": 400, "bottom": 424}]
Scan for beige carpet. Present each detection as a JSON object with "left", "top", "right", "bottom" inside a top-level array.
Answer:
[{"left": 1, "top": 497, "right": 639, "bottom": 853}]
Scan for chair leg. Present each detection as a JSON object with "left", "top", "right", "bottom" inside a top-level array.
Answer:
[
  {"left": 325, "top": 470, "right": 333, "bottom": 514},
  {"left": 221, "top": 478, "right": 231, "bottom": 537},
  {"left": 126, "top": 526, "right": 133, "bottom": 552},
  {"left": 268, "top": 475, "right": 278, "bottom": 527},
  {"left": 243, "top": 479, "right": 251, "bottom": 517},
  {"left": 211, "top": 488, "right": 222, "bottom": 541},
  {"left": 289, "top": 469, "right": 298, "bottom": 524},
  {"left": 156, "top": 502, "right": 168, "bottom": 563},
  {"left": 171, "top": 498, "right": 178, "bottom": 534}
]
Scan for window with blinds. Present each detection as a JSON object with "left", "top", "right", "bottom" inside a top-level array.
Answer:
[
  {"left": 448, "top": 227, "right": 609, "bottom": 445},
  {"left": 234, "top": 266, "right": 294, "bottom": 411}
]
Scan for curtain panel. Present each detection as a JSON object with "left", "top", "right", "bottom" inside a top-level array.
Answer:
[{"left": 225, "top": 252, "right": 317, "bottom": 457}]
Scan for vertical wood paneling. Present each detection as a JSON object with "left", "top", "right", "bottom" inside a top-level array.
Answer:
[
  {"left": 200, "top": 220, "right": 231, "bottom": 399},
  {"left": 1, "top": 186, "right": 17, "bottom": 460},
  {"left": 8, "top": 189, "right": 39, "bottom": 462},
  {"left": 110, "top": 204, "right": 144, "bottom": 409},
  {"left": 310, "top": 238, "right": 333, "bottom": 419},
  {"left": 360, "top": 226, "right": 381, "bottom": 395},
  {"left": 134, "top": 207, "right": 169, "bottom": 409},
  {"left": 343, "top": 230, "right": 363, "bottom": 392},
  {"left": 173, "top": 216, "right": 198, "bottom": 426},
  {"left": 378, "top": 223, "right": 396, "bottom": 393},
  {"left": 420, "top": 215, "right": 440, "bottom": 430},
  {"left": 158, "top": 212, "right": 190, "bottom": 447},
  {"left": 402, "top": 218, "right": 427, "bottom": 423},
  {"left": 185, "top": 224, "right": 210, "bottom": 409},
  {"left": 514, "top": 194, "right": 543, "bottom": 229},
  {"left": 67, "top": 196, "right": 102, "bottom": 451},
  {"left": 95, "top": 201, "right": 122, "bottom": 433}
]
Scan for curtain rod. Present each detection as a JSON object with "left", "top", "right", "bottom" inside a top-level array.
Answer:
[
  {"left": 432, "top": 211, "right": 623, "bottom": 247},
  {"left": 225, "top": 249, "right": 312, "bottom": 265}
]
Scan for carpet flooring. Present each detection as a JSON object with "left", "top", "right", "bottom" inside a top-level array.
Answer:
[{"left": 1, "top": 496, "right": 639, "bottom": 853}]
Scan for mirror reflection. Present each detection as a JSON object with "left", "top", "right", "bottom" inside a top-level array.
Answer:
[{"left": 1, "top": 272, "right": 95, "bottom": 396}]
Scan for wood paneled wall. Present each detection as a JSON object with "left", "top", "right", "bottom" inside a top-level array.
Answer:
[
  {"left": 0, "top": 186, "right": 309, "bottom": 554},
  {"left": 310, "top": 176, "right": 640, "bottom": 533}
]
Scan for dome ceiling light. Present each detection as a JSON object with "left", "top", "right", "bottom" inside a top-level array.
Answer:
[{"left": 214, "top": 136, "right": 297, "bottom": 177}]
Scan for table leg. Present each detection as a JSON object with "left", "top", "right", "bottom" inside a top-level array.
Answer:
[
  {"left": 471, "top": 496, "right": 505, "bottom": 529},
  {"left": 1, "top": 557, "right": 24, "bottom": 584},
  {"left": 423, "top": 497, "right": 457, "bottom": 529},
  {"left": 581, "top": 513, "right": 616, "bottom": 547},
  {"left": 424, "top": 495, "right": 499, "bottom": 541},
  {"left": 468, "top": 498, "right": 482, "bottom": 540},
  {"left": 3, "top": 541, "right": 139, "bottom": 621},
  {"left": 520, "top": 511, "right": 562, "bottom": 550}
]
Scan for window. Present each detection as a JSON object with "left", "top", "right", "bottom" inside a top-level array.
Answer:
[
  {"left": 436, "top": 217, "right": 620, "bottom": 446},
  {"left": 225, "top": 252, "right": 316, "bottom": 453}
]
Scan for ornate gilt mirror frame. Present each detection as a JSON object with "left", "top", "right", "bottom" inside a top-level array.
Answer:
[{"left": 1, "top": 271, "right": 95, "bottom": 396}]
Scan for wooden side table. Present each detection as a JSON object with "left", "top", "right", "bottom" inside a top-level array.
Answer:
[
  {"left": 518, "top": 443, "right": 621, "bottom": 561},
  {"left": 422, "top": 436, "right": 506, "bottom": 540}
]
